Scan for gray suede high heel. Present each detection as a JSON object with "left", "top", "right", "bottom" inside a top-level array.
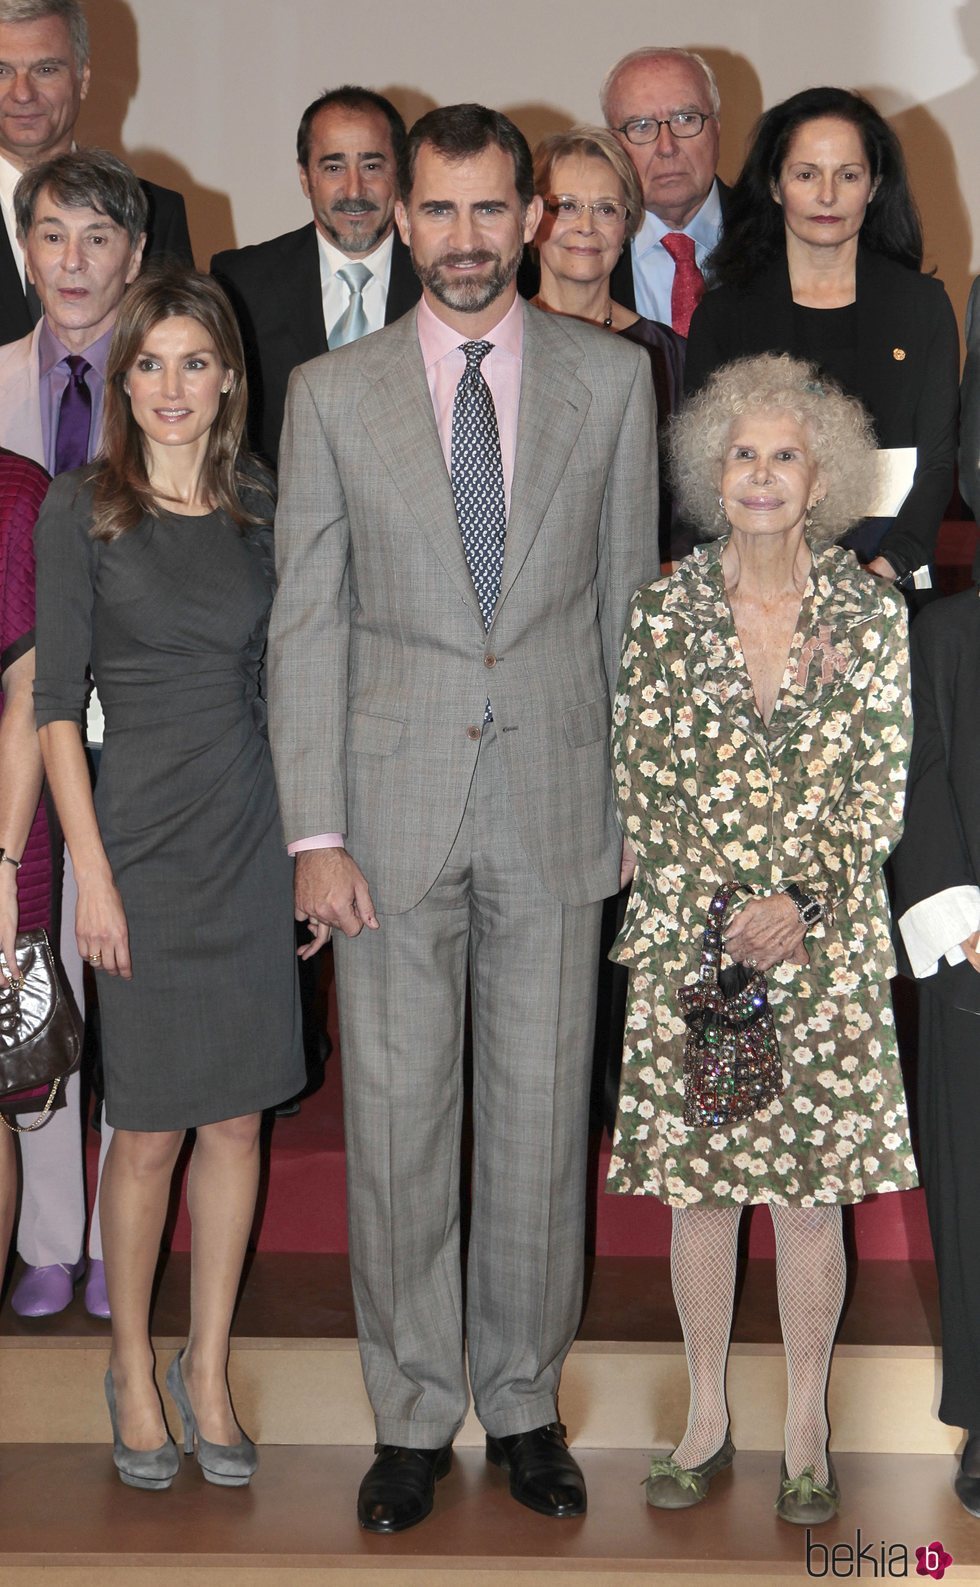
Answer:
[
  {"left": 165, "top": 1350, "right": 257, "bottom": 1487},
  {"left": 104, "top": 1369, "right": 179, "bottom": 1490}
]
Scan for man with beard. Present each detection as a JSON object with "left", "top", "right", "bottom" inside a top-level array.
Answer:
[
  {"left": 268, "top": 103, "right": 656, "bottom": 1533},
  {"left": 211, "top": 85, "right": 420, "bottom": 469}
]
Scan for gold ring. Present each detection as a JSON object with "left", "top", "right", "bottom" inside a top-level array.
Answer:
[{"left": 88, "top": 952, "right": 103, "bottom": 966}]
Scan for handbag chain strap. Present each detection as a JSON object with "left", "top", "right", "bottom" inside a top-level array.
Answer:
[
  {"left": 0, "top": 1079, "right": 63, "bottom": 1134},
  {"left": 698, "top": 882, "right": 743, "bottom": 983}
]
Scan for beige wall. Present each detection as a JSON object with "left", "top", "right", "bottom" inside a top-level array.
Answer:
[{"left": 78, "top": 0, "right": 980, "bottom": 328}]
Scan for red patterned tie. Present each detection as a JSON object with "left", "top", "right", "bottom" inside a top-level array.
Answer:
[{"left": 660, "top": 231, "right": 705, "bottom": 337}]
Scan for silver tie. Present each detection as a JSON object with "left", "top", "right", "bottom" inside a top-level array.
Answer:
[{"left": 329, "top": 262, "right": 372, "bottom": 348}]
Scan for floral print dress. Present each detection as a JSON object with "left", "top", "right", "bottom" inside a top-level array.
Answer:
[{"left": 607, "top": 540, "right": 918, "bottom": 1208}]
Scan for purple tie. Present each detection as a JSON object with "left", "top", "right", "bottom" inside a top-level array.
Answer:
[{"left": 54, "top": 355, "right": 92, "bottom": 475}]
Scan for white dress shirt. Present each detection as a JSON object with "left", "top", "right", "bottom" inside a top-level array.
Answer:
[
  {"left": 316, "top": 228, "right": 394, "bottom": 344},
  {"left": 631, "top": 179, "right": 724, "bottom": 326}
]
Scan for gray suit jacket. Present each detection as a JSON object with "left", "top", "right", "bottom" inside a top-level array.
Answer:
[
  {"left": 268, "top": 301, "right": 658, "bottom": 914},
  {"left": 960, "top": 275, "right": 980, "bottom": 520}
]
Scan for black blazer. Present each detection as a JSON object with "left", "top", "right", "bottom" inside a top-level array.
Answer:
[
  {"left": 211, "top": 223, "right": 421, "bottom": 468},
  {"left": 0, "top": 177, "right": 192, "bottom": 349},
  {"left": 608, "top": 178, "right": 732, "bottom": 312},
  {"left": 891, "top": 587, "right": 980, "bottom": 1013},
  {"left": 684, "top": 248, "right": 959, "bottom": 578}
]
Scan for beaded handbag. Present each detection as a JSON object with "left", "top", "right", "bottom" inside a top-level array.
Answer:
[{"left": 678, "top": 883, "right": 783, "bottom": 1128}]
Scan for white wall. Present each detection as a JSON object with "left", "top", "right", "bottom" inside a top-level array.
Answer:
[{"left": 77, "top": 0, "right": 980, "bottom": 327}]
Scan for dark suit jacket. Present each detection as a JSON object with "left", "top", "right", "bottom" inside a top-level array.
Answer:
[
  {"left": 608, "top": 178, "right": 732, "bottom": 312},
  {"left": 959, "top": 275, "right": 980, "bottom": 521},
  {"left": 0, "top": 177, "right": 192, "bottom": 349},
  {"left": 891, "top": 587, "right": 980, "bottom": 1013},
  {"left": 684, "top": 248, "right": 959, "bottom": 578},
  {"left": 211, "top": 223, "right": 421, "bottom": 468}
]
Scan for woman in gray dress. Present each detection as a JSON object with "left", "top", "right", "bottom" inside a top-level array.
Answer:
[{"left": 34, "top": 266, "right": 320, "bottom": 1491}]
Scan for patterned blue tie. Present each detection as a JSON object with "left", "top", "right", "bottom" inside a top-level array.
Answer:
[{"left": 450, "top": 341, "right": 506, "bottom": 723}]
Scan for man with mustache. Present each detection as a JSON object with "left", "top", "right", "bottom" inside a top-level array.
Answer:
[
  {"left": 211, "top": 85, "right": 420, "bottom": 469},
  {"left": 268, "top": 103, "right": 655, "bottom": 1533}
]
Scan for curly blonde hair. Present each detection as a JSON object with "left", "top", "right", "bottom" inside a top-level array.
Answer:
[{"left": 670, "top": 353, "right": 878, "bottom": 545}]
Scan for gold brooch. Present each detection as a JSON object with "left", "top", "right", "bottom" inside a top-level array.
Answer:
[{"left": 893, "top": 348, "right": 906, "bottom": 361}]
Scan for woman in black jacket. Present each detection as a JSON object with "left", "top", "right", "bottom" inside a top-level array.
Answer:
[{"left": 685, "top": 87, "right": 958, "bottom": 586}]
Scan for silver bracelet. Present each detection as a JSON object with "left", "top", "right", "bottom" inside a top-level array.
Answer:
[{"left": 0, "top": 848, "right": 21, "bottom": 869}]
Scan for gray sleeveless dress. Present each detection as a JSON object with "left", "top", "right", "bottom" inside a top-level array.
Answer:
[{"left": 33, "top": 469, "right": 305, "bottom": 1130}]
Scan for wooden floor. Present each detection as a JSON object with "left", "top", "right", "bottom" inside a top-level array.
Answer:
[
  {"left": 0, "top": 1253, "right": 966, "bottom": 1580},
  {"left": 0, "top": 1250, "right": 943, "bottom": 1348},
  {"left": 0, "top": 1447, "right": 978, "bottom": 1582}
]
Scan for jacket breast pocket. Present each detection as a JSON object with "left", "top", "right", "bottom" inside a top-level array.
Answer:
[
  {"left": 347, "top": 710, "right": 405, "bottom": 755},
  {"left": 563, "top": 696, "right": 609, "bottom": 749}
]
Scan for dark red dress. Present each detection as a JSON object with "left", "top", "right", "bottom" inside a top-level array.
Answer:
[{"left": 0, "top": 448, "right": 52, "bottom": 932}]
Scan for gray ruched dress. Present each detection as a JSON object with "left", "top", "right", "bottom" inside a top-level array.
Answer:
[{"left": 33, "top": 470, "right": 305, "bottom": 1131}]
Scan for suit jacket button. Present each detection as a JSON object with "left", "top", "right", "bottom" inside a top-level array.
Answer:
[
  {"left": 467, "top": 725, "right": 482, "bottom": 740},
  {"left": 484, "top": 653, "right": 497, "bottom": 668}
]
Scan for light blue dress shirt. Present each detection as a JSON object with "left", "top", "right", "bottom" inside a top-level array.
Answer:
[{"left": 631, "top": 180, "right": 724, "bottom": 326}]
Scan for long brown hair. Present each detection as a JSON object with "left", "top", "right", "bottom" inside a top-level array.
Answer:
[{"left": 91, "top": 262, "right": 269, "bottom": 541}]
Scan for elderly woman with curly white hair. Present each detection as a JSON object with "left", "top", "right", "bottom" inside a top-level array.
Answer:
[{"left": 608, "top": 352, "right": 917, "bottom": 1524}]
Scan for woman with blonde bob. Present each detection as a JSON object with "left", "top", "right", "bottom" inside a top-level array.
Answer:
[
  {"left": 33, "top": 265, "right": 319, "bottom": 1491},
  {"left": 608, "top": 352, "right": 916, "bottom": 1523},
  {"left": 530, "top": 126, "right": 684, "bottom": 559}
]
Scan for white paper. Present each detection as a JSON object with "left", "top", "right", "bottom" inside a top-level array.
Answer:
[{"left": 867, "top": 447, "right": 916, "bottom": 518}]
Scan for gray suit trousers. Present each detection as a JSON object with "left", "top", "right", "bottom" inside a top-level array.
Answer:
[{"left": 333, "top": 728, "right": 602, "bottom": 1446}]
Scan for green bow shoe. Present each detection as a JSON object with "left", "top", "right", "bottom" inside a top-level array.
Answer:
[
  {"left": 644, "top": 1432, "right": 736, "bottom": 1509},
  {"left": 775, "top": 1456, "right": 840, "bottom": 1525}
]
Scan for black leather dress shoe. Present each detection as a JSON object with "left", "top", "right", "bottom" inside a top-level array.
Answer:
[
  {"left": 955, "top": 1431, "right": 980, "bottom": 1517},
  {"left": 357, "top": 1442, "right": 453, "bottom": 1533},
  {"left": 486, "top": 1421, "right": 586, "bottom": 1517}
]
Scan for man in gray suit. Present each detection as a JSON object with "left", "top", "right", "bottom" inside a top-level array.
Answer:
[{"left": 268, "top": 103, "right": 656, "bottom": 1533}]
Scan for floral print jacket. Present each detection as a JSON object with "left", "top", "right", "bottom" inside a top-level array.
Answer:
[{"left": 611, "top": 540, "right": 911, "bottom": 996}]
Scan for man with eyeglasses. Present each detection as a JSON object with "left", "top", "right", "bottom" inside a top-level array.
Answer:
[{"left": 601, "top": 47, "right": 729, "bottom": 336}]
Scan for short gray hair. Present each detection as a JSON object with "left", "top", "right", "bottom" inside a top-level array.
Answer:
[
  {"left": 670, "top": 353, "right": 878, "bottom": 546},
  {"left": 600, "top": 47, "right": 721, "bottom": 124},
  {"left": 0, "top": 0, "right": 89, "bottom": 69},
  {"left": 15, "top": 149, "right": 147, "bottom": 245}
]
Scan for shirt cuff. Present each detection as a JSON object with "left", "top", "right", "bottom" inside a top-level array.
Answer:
[
  {"left": 898, "top": 885, "right": 980, "bottom": 978},
  {"left": 287, "top": 833, "right": 346, "bottom": 854}
]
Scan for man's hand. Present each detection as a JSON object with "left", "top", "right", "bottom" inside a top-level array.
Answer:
[
  {"left": 724, "top": 894, "right": 808, "bottom": 973},
  {"left": 962, "top": 930, "right": 980, "bottom": 974},
  {"left": 295, "top": 848, "right": 379, "bottom": 940},
  {"left": 865, "top": 555, "right": 898, "bottom": 582},
  {"left": 620, "top": 839, "right": 638, "bottom": 890}
]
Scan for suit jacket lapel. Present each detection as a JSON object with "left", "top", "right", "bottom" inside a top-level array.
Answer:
[
  {"left": 496, "top": 305, "right": 591, "bottom": 614},
  {"left": 384, "top": 232, "right": 421, "bottom": 324},
  {"left": 296, "top": 225, "right": 328, "bottom": 359},
  {"left": 357, "top": 312, "right": 481, "bottom": 621}
]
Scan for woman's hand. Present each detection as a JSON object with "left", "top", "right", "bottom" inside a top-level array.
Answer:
[
  {"left": 0, "top": 866, "right": 21, "bottom": 988},
  {"left": 297, "top": 909, "right": 332, "bottom": 959},
  {"left": 76, "top": 873, "right": 132, "bottom": 979},
  {"left": 723, "top": 894, "right": 808, "bottom": 972}
]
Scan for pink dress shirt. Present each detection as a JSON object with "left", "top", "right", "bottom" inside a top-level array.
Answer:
[{"left": 288, "top": 291, "right": 525, "bottom": 854}]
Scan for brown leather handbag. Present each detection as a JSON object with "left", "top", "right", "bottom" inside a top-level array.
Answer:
[{"left": 0, "top": 928, "right": 82, "bottom": 1133}]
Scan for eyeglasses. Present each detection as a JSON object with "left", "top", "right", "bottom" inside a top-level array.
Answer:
[
  {"left": 542, "top": 196, "right": 630, "bottom": 225},
  {"left": 615, "top": 111, "right": 715, "bottom": 146}
]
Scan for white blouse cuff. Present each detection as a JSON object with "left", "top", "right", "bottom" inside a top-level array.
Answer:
[{"left": 898, "top": 885, "right": 980, "bottom": 978}]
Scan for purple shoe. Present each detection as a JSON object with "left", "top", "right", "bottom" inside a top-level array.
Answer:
[
  {"left": 84, "top": 1259, "right": 111, "bottom": 1320},
  {"left": 11, "top": 1258, "right": 85, "bottom": 1317}
]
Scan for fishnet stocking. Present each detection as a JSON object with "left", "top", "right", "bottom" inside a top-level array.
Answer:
[
  {"left": 669, "top": 1205, "right": 742, "bottom": 1468},
  {"left": 771, "top": 1204, "right": 846, "bottom": 1483}
]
